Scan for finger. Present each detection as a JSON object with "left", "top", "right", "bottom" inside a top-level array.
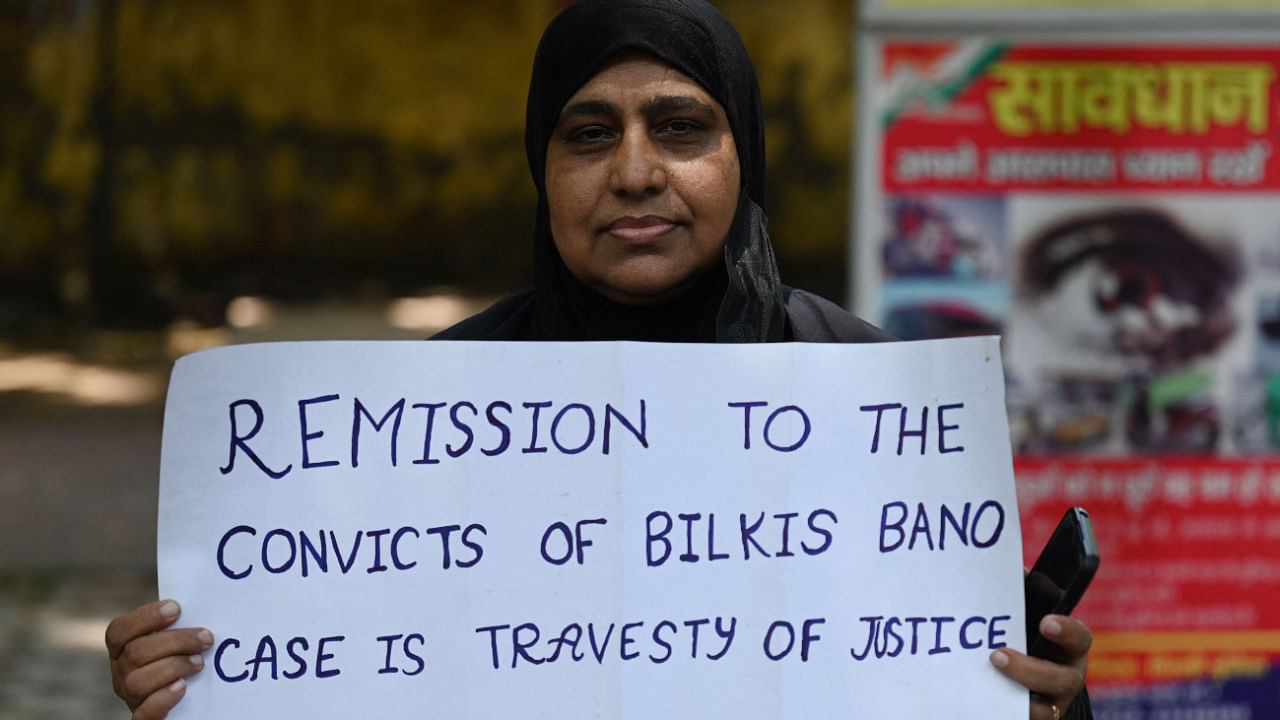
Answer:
[
  {"left": 990, "top": 648, "right": 1084, "bottom": 702},
  {"left": 106, "top": 600, "right": 182, "bottom": 659},
  {"left": 121, "top": 654, "right": 205, "bottom": 708},
  {"left": 116, "top": 628, "right": 214, "bottom": 676},
  {"left": 1040, "top": 615, "right": 1092, "bottom": 662},
  {"left": 129, "top": 677, "right": 187, "bottom": 720}
]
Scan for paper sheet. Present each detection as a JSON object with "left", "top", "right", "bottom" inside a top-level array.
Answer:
[{"left": 158, "top": 337, "right": 1026, "bottom": 719}]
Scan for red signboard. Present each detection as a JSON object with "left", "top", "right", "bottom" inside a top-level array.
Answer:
[
  {"left": 1017, "top": 456, "right": 1280, "bottom": 689},
  {"left": 881, "top": 44, "right": 1280, "bottom": 192}
]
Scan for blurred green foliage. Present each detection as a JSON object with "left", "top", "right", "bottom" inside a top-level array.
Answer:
[{"left": 0, "top": 0, "right": 856, "bottom": 332}]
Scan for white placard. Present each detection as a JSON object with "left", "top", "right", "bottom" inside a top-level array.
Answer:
[{"left": 158, "top": 337, "right": 1026, "bottom": 719}]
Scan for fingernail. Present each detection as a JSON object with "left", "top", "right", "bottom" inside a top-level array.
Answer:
[
  {"left": 197, "top": 629, "right": 213, "bottom": 646},
  {"left": 189, "top": 654, "right": 204, "bottom": 668},
  {"left": 1041, "top": 617, "right": 1062, "bottom": 636},
  {"left": 159, "top": 600, "right": 180, "bottom": 618},
  {"left": 990, "top": 650, "right": 1009, "bottom": 668},
  {"left": 168, "top": 678, "right": 186, "bottom": 693}
]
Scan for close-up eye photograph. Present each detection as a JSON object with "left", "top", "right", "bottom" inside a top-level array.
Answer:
[{"left": 1, "top": 1, "right": 1279, "bottom": 719}]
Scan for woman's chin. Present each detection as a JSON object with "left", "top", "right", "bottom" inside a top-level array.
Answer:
[
  {"left": 581, "top": 262, "right": 707, "bottom": 306},
  {"left": 592, "top": 283, "right": 686, "bottom": 306}
]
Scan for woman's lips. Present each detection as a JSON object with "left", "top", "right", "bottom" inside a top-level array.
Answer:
[{"left": 606, "top": 216, "right": 677, "bottom": 241}]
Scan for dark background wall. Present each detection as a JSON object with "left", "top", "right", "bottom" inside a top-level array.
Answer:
[{"left": 0, "top": 0, "right": 858, "bottom": 342}]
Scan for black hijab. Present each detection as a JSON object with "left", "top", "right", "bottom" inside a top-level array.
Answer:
[{"left": 436, "top": 0, "right": 789, "bottom": 342}]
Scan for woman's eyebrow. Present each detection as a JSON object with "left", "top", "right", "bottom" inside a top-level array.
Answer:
[
  {"left": 558, "top": 99, "right": 618, "bottom": 123},
  {"left": 646, "top": 95, "right": 715, "bottom": 116},
  {"left": 557, "top": 95, "right": 716, "bottom": 125}
]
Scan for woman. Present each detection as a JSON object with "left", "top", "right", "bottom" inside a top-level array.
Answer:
[
  {"left": 431, "top": 0, "right": 891, "bottom": 344},
  {"left": 106, "top": 2, "right": 1093, "bottom": 718}
]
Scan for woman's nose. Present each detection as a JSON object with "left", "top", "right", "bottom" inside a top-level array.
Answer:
[{"left": 610, "top": 129, "right": 667, "bottom": 197}]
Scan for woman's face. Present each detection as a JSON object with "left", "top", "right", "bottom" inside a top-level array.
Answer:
[{"left": 544, "top": 54, "right": 740, "bottom": 306}]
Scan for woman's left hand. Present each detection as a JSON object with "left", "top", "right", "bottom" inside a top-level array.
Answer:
[{"left": 989, "top": 614, "right": 1092, "bottom": 720}]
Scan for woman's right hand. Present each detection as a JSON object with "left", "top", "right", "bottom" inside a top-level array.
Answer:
[{"left": 105, "top": 600, "right": 213, "bottom": 720}]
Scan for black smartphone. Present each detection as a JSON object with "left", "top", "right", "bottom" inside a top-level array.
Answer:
[{"left": 1024, "top": 506, "right": 1100, "bottom": 658}]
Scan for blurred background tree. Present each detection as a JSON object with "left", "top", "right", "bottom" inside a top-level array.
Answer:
[{"left": 0, "top": 0, "right": 857, "bottom": 339}]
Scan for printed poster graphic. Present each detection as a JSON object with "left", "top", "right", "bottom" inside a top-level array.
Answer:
[{"left": 857, "top": 36, "right": 1280, "bottom": 718}]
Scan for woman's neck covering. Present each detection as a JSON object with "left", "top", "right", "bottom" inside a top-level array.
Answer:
[{"left": 524, "top": 0, "right": 788, "bottom": 342}]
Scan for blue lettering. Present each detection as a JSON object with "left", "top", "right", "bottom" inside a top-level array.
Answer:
[
  {"left": 351, "top": 398, "right": 405, "bottom": 467},
  {"left": 220, "top": 399, "right": 291, "bottom": 478},
  {"left": 298, "top": 394, "right": 341, "bottom": 469},
  {"left": 217, "top": 525, "right": 255, "bottom": 580}
]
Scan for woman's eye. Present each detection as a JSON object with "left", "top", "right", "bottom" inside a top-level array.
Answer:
[
  {"left": 568, "top": 126, "right": 611, "bottom": 144},
  {"left": 663, "top": 119, "right": 699, "bottom": 134},
  {"left": 656, "top": 119, "right": 709, "bottom": 144}
]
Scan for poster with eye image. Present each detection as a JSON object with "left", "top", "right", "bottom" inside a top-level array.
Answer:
[{"left": 854, "top": 34, "right": 1280, "bottom": 718}]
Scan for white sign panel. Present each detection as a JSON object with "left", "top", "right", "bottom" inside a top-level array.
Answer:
[{"left": 158, "top": 338, "right": 1025, "bottom": 719}]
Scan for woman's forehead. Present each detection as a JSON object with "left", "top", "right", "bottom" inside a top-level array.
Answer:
[{"left": 564, "top": 53, "right": 720, "bottom": 110}]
